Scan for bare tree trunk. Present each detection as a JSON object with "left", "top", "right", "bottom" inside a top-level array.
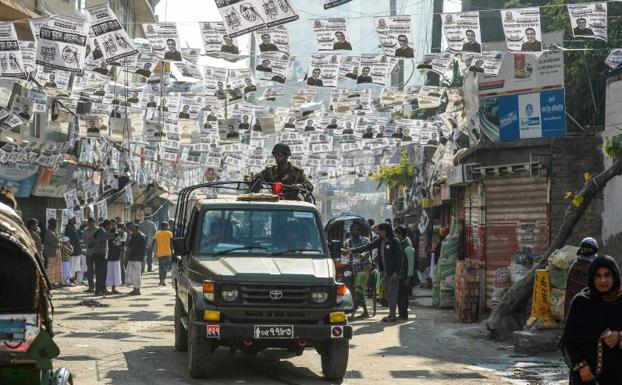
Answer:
[{"left": 487, "top": 158, "right": 622, "bottom": 340}]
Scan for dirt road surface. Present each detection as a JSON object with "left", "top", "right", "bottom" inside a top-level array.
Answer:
[{"left": 52, "top": 271, "right": 567, "bottom": 385}]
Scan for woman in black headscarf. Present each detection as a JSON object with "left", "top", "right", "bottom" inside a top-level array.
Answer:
[{"left": 559, "top": 255, "right": 622, "bottom": 384}]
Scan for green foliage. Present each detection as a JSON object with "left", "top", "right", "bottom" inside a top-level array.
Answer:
[
  {"left": 371, "top": 152, "right": 416, "bottom": 188},
  {"left": 503, "top": 0, "right": 622, "bottom": 132}
]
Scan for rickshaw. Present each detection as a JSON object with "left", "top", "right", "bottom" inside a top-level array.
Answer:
[
  {"left": 0, "top": 205, "right": 72, "bottom": 385},
  {"left": 325, "top": 213, "right": 379, "bottom": 317}
]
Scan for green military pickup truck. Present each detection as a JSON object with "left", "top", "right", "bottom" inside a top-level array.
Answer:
[{"left": 171, "top": 182, "right": 353, "bottom": 380}]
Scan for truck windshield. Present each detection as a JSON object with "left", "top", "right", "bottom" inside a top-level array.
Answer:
[{"left": 195, "top": 209, "right": 325, "bottom": 256}]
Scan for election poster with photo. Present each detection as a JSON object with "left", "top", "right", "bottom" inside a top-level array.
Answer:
[
  {"left": 86, "top": 4, "right": 138, "bottom": 64},
  {"left": 441, "top": 12, "right": 482, "bottom": 53},
  {"left": 142, "top": 23, "right": 183, "bottom": 61},
  {"left": 204, "top": 66, "right": 228, "bottom": 96},
  {"left": 339, "top": 55, "right": 360, "bottom": 80},
  {"left": 215, "top": 0, "right": 299, "bottom": 38},
  {"left": 199, "top": 21, "right": 240, "bottom": 57},
  {"left": 312, "top": 18, "right": 352, "bottom": 51},
  {"left": 255, "top": 52, "right": 290, "bottom": 84},
  {"left": 500, "top": 7, "right": 543, "bottom": 56},
  {"left": 465, "top": 51, "right": 504, "bottom": 76},
  {"left": 254, "top": 26, "right": 289, "bottom": 55},
  {"left": 0, "top": 23, "right": 25, "bottom": 78},
  {"left": 306, "top": 54, "right": 340, "bottom": 88},
  {"left": 19, "top": 41, "right": 36, "bottom": 79},
  {"left": 567, "top": 2, "right": 607, "bottom": 42},
  {"left": 31, "top": 14, "right": 89, "bottom": 73},
  {"left": 416, "top": 53, "right": 453, "bottom": 76},
  {"left": 359, "top": 54, "right": 397, "bottom": 85},
  {"left": 374, "top": 16, "right": 414, "bottom": 58},
  {"left": 605, "top": 48, "right": 622, "bottom": 70}
]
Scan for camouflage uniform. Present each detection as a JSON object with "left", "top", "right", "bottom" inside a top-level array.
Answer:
[{"left": 251, "top": 162, "right": 314, "bottom": 200}]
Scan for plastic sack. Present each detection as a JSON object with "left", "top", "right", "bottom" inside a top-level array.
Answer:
[
  {"left": 548, "top": 266, "right": 568, "bottom": 289},
  {"left": 549, "top": 245, "right": 579, "bottom": 270}
]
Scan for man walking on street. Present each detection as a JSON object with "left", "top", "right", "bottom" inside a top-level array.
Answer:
[
  {"left": 138, "top": 215, "right": 157, "bottom": 272},
  {"left": 84, "top": 218, "right": 111, "bottom": 295},
  {"left": 82, "top": 217, "right": 98, "bottom": 293},
  {"left": 153, "top": 222, "right": 174, "bottom": 286},
  {"left": 126, "top": 223, "right": 147, "bottom": 295}
]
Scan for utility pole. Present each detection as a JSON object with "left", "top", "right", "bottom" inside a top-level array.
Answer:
[
  {"left": 390, "top": 0, "right": 404, "bottom": 88},
  {"left": 427, "top": 0, "right": 444, "bottom": 86}
]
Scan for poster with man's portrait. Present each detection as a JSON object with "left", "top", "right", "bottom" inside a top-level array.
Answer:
[
  {"left": 142, "top": 23, "right": 183, "bottom": 61},
  {"left": 500, "top": 7, "right": 543, "bottom": 56},
  {"left": 254, "top": 26, "right": 290, "bottom": 55},
  {"left": 567, "top": 3, "right": 607, "bottom": 42},
  {"left": 441, "top": 12, "right": 482, "bottom": 53},
  {"left": 306, "top": 54, "right": 340, "bottom": 88},
  {"left": 200, "top": 21, "right": 240, "bottom": 58},
  {"left": 374, "top": 16, "right": 414, "bottom": 58},
  {"left": 312, "top": 18, "right": 352, "bottom": 51}
]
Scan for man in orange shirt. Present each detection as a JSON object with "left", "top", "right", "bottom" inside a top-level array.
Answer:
[{"left": 153, "top": 221, "right": 174, "bottom": 286}]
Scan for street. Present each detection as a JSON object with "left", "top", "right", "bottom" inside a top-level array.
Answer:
[{"left": 52, "top": 271, "right": 567, "bottom": 385}]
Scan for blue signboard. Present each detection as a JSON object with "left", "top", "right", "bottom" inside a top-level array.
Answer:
[{"left": 498, "top": 89, "right": 566, "bottom": 141}]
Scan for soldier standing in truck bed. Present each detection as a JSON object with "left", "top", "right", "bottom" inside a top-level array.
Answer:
[{"left": 249, "top": 143, "right": 314, "bottom": 200}]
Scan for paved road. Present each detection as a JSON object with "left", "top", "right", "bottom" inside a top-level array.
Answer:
[{"left": 52, "top": 270, "right": 566, "bottom": 385}]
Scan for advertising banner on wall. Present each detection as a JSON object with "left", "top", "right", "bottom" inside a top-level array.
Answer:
[
  {"left": 479, "top": 88, "right": 566, "bottom": 142},
  {"left": 0, "top": 163, "right": 39, "bottom": 197}
]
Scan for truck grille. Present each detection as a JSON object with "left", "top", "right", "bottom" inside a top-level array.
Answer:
[{"left": 240, "top": 284, "right": 310, "bottom": 307}]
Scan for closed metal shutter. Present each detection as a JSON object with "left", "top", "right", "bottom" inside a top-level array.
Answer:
[
  {"left": 464, "top": 183, "right": 485, "bottom": 261},
  {"left": 483, "top": 175, "right": 549, "bottom": 308}
]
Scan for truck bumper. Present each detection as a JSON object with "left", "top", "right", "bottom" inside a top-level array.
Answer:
[{"left": 194, "top": 321, "right": 353, "bottom": 341}]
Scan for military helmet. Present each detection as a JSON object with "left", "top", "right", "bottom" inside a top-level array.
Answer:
[{"left": 272, "top": 142, "right": 291, "bottom": 156}]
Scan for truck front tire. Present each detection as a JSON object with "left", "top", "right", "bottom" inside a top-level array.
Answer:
[
  {"left": 174, "top": 295, "right": 187, "bottom": 352},
  {"left": 320, "top": 339, "right": 349, "bottom": 380},
  {"left": 187, "top": 308, "right": 216, "bottom": 378}
]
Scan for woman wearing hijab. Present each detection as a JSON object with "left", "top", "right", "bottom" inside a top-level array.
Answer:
[
  {"left": 346, "top": 222, "right": 403, "bottom": 322},
  {"left": 559, "top": 255, "right": 622, "bottom": 384}
]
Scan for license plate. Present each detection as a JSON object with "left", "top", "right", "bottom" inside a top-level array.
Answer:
[{"left": 253, "top": 325, "right": 294, "bottom": 339}]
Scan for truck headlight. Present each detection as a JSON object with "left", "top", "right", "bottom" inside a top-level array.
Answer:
[
  {"left": 310, "top": 286, "right": 329, "bottom": 304},
  {"left": 220, "top": 285, "right": 239, "bottom": 302}
]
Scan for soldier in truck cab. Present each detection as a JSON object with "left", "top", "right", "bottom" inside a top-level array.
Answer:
[{"left": 248, "top": 143, "right": 314, "bottom": 200}]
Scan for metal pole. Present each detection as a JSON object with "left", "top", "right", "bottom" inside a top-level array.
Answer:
[{"left": 390, "top": 0, "right": 404, "bottom": 88}]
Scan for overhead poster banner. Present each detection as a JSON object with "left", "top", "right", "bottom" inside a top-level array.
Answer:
[
  {"left": 31, "top": 14, "right": 89, "bottom": 73},
  {"left": 567, "top": 2, "right": 607, "bottom": 41},
  {"left": 215, "top": 0, "right": 299, "bottom": 38},
  {"left": 0, "top": 23, "right": 25, "bottom": 78},
  {"left": 500, "top": 7, "right": 542, "bottom": 56},
  {"left": 306, "top": 54, "right": 340, "bottom": 88},
  {"left": 312, "top": 18, "right": 352, "bottom": 51},
  {"left": 200, "top": 21, "right": 240, "bottom": 57},
  {"left": 86, "top": 4, "right": 138, "bottom": 64},
  {"left": 465, "top": 51, "right": 504, "bottom": 76},
  {"left": 142, "top": 22, "right": 182, "bottom": 61},
  {"left": 605, "top": 48, "right": 622, "bottom": 70},
  {"left": 441, "top": 12, "right": 482, "bottom": 53},
  {"left": 374, "top": 16, "right": 414, "bottom": 58}
]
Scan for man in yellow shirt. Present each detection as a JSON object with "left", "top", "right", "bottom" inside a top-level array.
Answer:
[{"left": 153, "top": 222, "right": 174, "bottom": 286}]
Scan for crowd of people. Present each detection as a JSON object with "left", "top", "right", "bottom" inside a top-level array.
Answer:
[
  {"left": 342, "top": 218, "right": 418, "bottom": 323},
  {"left": 26, "top": 215, "right": 174, "bottom": 296}
]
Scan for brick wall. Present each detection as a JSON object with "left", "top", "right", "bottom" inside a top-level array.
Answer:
[
  {"left": 549, "top": 136, "right": 604, "bottom": 248},
  {"left": 455, "top": 260, "right": 484, "bottom": 323}
]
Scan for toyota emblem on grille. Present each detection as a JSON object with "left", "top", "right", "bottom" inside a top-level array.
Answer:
[{"left": 269, "top": 290, "right": 283, "bottom": 300}]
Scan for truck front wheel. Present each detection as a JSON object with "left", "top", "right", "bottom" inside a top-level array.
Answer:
[
  {"left": 187, "top": 308, "right": 216, "bottom": 378},
  {"left": 320, "top": 339, "right": 349, "bottom": 380}
]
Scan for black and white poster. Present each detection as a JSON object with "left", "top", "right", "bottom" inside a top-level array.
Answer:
[
  {"left": 215, "top": 0, "right": 299, "bottom": 38},
  {"left": 359, "top": 54, "right": 397, "bottom": 85},
  {"left": 19, "top": 41, "right": 36, "bottom": 78},
  {"left": 255, "top": 52, "right": 290, "bottom": 84},
  {"left": 254, "top": 26, "right": 289, "bottom": 55},
  {"left": 203, "top": 66, "right": 228, "bottom": 96},
  {"left": 10, "top": 95, "right": 33, "bottom": 123},
  {"left": 441, "top": 12, "right": 482, "bottom": 53},
  {"left": 142, "top": 23, "right": 182, "bottom": 61},
  {"left": 465, "top": 51, "right": 503, "bottom": 75},
  {"left": 200, "top": 21, "right": 240, "bottom": 57},
  {"left": 416, "top": 53, "right": 453, "bottom": 76},
  {"left": 31, "top": 14, "right": 89, "bottom": 73},
  {"left": 605, "top": 48, "right": 622, "bottom": 70},
  {"left": 86, "top": 4, "right": 138, "bottom": 64},
  {"left": 306, "top": 54, "right": 340, "bottom": 88},
  {"left": 374, "top": 16, "right": 414, "bottom": 58},
  {"left": 0, "top": 23, "right": 25, "bottom": 78},
  {"left": 567, "top": 2, "right": 607, "bottom": 42},
  {"left": 339, "top": 55, "right": 360, "bottom": 80},
  {"left": 312, "top": 18, "right": 352, "bottom": 51},
  {"left": 500, "top": 7, "right": 543, "bottom": 56},
  {"left": 134, "top": 52, "right": 158, "bottom": 78}
]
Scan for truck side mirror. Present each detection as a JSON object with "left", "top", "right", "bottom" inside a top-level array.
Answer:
[
  {"left": 173, "top": 237, "right": 187, "bottom": 256},
  {"left": 330, "top": 240, "right": 342, "bottom": 260}
]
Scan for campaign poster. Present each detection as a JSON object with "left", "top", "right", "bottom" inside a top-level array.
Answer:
[
  {"left": 182, "top": 48, "right": 200, "bottom": 64},
  {"left": 142, "top": 23, "right": 183, "bottom": 61},
  {"left": 255, "top": 52, "right": 290, "bottom": 84},
  {"left": 254, "top": 25, "right": 289, "bottom": 55},
  {"left": 441, "top": 12, "right": 482, "bottom": 53},
  {"left": 500, "top": 7, "right": 543, "bottom": 56},
  {"left": 86, "top": 4, "right": 138, "bottom": 64},
  {"left": 339, "top": 55, "right": 360, "bottom": 80},
  {"left": 416, "top": 53, "right": 453, "bottom": 76},
  {"left": 306, "top": 54, "right": 340, "bottom": 88},
  {"left": 19, "top": 41, "right": 36, "bottom": 79},
  {"left": 31, "top": 14, "right": 89, "bottom": 73},
  {"left": 374, "top": 16, "right": 414, "bottom": 58},
  {"left": 605, "top": 48, "right": 622, "bottom": 70},
  {"left": 200, "top": 21, "right": 240, "bottom": 57},
  {"left": 465, "top": 51, "right": 504, "bottom": 76},
  {"left": 178, "top": 96, "right": 202, "bottom": 119},
  {"left": 134, "top": 52, "right": 158, "bottom": 78},
  {"left": 204, "top": 66, "right": 229, "bottom": 97},
  {"left": 567, "top": 2, "right": 607, "bottom": 41},
  {"left": 0, "top": 22, "right": 25, "bottom": 78},
  {"left": 359, "top": 54, "right": 397, "bottom": 85},
  {"left": 312, "top": 18, "right": 352, "bottom": 51},
  {"left": 215, "top": 0, "right": 299, "bottom": 38},
  {"left": 323, "top": 0, "right": 352, "bottom": 9}
]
